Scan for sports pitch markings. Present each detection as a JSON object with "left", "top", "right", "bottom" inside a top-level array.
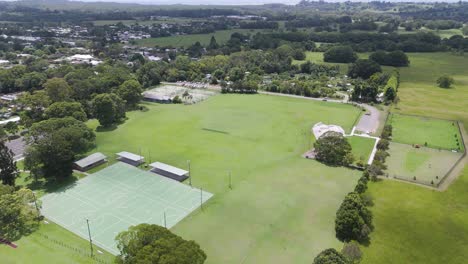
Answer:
[{"left": 40, "top": 162, "right": 213, "bottom": 255}]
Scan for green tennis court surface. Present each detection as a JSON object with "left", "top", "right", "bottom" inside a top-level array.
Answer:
[{"left": 40, "top": 162, "right": 213, "bottom": 255}]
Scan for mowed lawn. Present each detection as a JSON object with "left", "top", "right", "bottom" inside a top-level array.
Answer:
[
  {"left": 361, "top": 52, "right": 468, "bottom": 263},
  {"left": 0, "top": 221, "right": 114, "bottom": 264},
  {"left": 385, "top": 142, "right": 462, "bottom": 185},
  {"left": 389, "top": 113, "right": 463, "bottom": 151},
  {"left": 348, "top": 136, "right": 376, "bottom": 164},
  {"left": 86, "top": 94, "right": 363, "bottom": 263},
  {"left": 361, "top": 167, "right": 468, "bottom": 264}
]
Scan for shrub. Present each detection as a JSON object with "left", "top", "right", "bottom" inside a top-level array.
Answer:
[
  {"left": 437, "top": 75, "right": 454, "bottom": 88},
  {"left": 341, "top": 241, "right": 362, "bottom": 262},
  {"left": 313, "top": 248, "right": 350, "bottom": 264}
]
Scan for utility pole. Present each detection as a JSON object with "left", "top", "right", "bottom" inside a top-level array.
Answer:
[
  {"left": 187, "top": 160, "right": 192, "bottom": 186},
  {"left": 229, "top": 171, "right": 232, "bottom": 189},
  {"left": 86, "top": 219, "right": 94, "bottom": 257}
]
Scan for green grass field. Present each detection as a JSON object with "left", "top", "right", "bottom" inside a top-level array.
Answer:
[
  {"left": 293, "top": 52, "right": 369, "bottom": 74},
  {"left": 83, "top": 94, "right": 364, "bottom": 263},
  {"left": 388, "top": 113, "right": 463, "bottom": 151},
  {"left": 0, "top": 220, "right": 114, "bottom": 264},
  {"left": 135, "top": 29, "right": 270, "bottom": 48},
  {"left": 361, "top": 52, "right": 468, "bottom": 263},
  {"left": 348, "top": 136, "right": 376, "bottom": 165},
  {"left": 361, "top": 166, "right": 468, "bottom": 264},
  {"left": 385, "top": 142, "right": 462, "bottom": 185}
]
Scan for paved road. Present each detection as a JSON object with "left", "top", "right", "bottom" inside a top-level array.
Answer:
[
  {"left": 355, "top": 104, "right": 380, "bottom": 134},
  {"left": 5, "top": 137, "right": 26, "bottom": 161}
]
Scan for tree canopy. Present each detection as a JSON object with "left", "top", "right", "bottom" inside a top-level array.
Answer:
[
  {"left": 348, "top": 59, "right": 382, "bottom": 79},
  {"left": 25, "top": 117, "right": 95, "bottom": 180},
  {"left": 0, "top": 184, "right": 39, "bottom": 241},
  {"left": 0, "top": 140, "right": 18, "bottom": 186},
  {"left": 313, "top": 248, "right": 350, "bottom": 264},
  {"left": 314, "top": 132, "right": 354, "bottom": 166},
  {"left": 115, "top": 224, "right": 206, "bottom": 264},
  {"left": 323, "top": 46, "right": 358, "bottom": 63},
  {"left": 92, "top": 93, "right": 126, "bottom": 127}
]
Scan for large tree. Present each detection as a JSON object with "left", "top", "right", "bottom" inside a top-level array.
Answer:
[
  {"left": 323, "top": 46, "right": 358, "bottom": 63},
  {"left": 92, "top": 93, "right": 126, "bottom": 127},
  {"left": 0, "top": 141, "right": 18, "bottom": 186},
  {"left": 43, "top": 78, "right": 73, "bottom": 103},
  {"left": 25, "top": 117, "right": 95, "bottom": 180},
  {"left": 335, "top": 192, "right": 373, "bottom": 242},
  {"left": 348, "top": 59, "right": 382, "bottom": 79},
  {"left": 116, "top": 80, "right": 143, "bottom": 108},
  {"left": 314, "top": 132, "right": 354, "bottom": 166},
  {"left": 0, "top": 184, "right": 38, "bottom": 241},
  {"left": 115, "top": 224, "right": 206, "bottom": 264},
  {"left": 44, "top": 101, "right": 87, "bottom": 122}
]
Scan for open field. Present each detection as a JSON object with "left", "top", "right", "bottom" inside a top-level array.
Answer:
[
  {"left": 348, "top": 136, "right": 376, "bottom": 164},
  {"left": 361, "top": 166, "right": 468, "bottom": 264},
  {"left": 393, "top": 52, "right": 468, "bottom": 131},
  {"left": 385, "top": 142, "right": 462, "bottom": 185},
  {"left": 135, "top": 29, "right": 271, "bottom": 47},
  {"left": 361, "top": 52, "right": 468, "bottom": 263},
  {"left": 0, "top": 219, "right": 114, "bottom": 264},
  {"left": 83, "top": 94, "right": 364, "bottom": 263},
  {"left": 293, "top": 52, "right": 369, "bottom": 74},
  {"left": 388, "top": 113, "right": 463, "bottom": 151}
]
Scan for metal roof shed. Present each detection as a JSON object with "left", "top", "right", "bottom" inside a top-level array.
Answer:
[
  {"left": 74, "top": 152, "right": 107, "bottom": 171},
  {"left": 149, "top": 162, "right": 189, "bottom": 182},
  {"left": 116, "top": 151, "right": 145, "bottom": 166}
]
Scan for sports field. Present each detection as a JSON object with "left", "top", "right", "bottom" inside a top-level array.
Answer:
[
  {"left": 40, "top": 162, "right": 212, "bottom": 255},
  {"left": 388, "top": 113, "right": 463, "bottom": 151},
  {"left": 84, "top": 94, "right": 364, "bottom": 263},
  {"left": 385, "top": 142, "right": 462, "bottom": 185}
]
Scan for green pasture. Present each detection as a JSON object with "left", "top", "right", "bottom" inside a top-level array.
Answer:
[
  {"left": 348, "top": 136, "right": 376, "bottom": 165},
  {"left": 388, "top": 113, "right": 463, "bottom": 151},
  {"left": 361, "top": 52, "right": 468, "bottom": 264},
  {"left": 361, "top": 167, "right": 468, "bottom": 264},
  {"left": 135, "top": 29, "right": 270, "bottom": 48},
  {"left": 83, "top": 94, "right": 364, "bottom": 263},
  {"left": 385, "top": 142, "right": 462, "bottom": 185},
  {"left": 293, "top": 52, "right": 369, "bottom": 74},
  {"left": 393, "top": 52, "right": 468, "bottom": 131}
]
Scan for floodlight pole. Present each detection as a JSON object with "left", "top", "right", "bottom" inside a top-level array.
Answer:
[
  {"left": 164, "top": 211, "right": 167, "bottom": 228},
  {"left": 188, "top": 160, "right": 192, "bottom": 186},
  {"left": 86, "top": 219, "right": 94, "bottom": 257},
  {"left": 200, "top": 188, "right": 203, "bottom": 211},
  {"left": 32, "top": 191, "right": 40, "bottom": 220},
  {"left": 229, "top": 171, "right": 232, "bottom": 190}
]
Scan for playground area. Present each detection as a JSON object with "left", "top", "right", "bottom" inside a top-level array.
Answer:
[
  {"left": 143, "top": 84, "right": 216, "bottom": 104},
  {"left": 385, "top": 142, "right": 463, "bottom": 186},
  {"left": 40, "top": 162, "right": 213, "bottom": 255}
]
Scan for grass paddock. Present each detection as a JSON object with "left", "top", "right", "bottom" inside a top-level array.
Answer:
[
  {"left": 385, "top": 142, "right": 462, "bottom": 186},
  {"left": 388, "top": 113, "right": 463, "bottom": 151}
]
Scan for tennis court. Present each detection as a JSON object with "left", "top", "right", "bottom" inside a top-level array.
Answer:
[{"left": 40, "top": 162, "right": 213, "bottom": 255}]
